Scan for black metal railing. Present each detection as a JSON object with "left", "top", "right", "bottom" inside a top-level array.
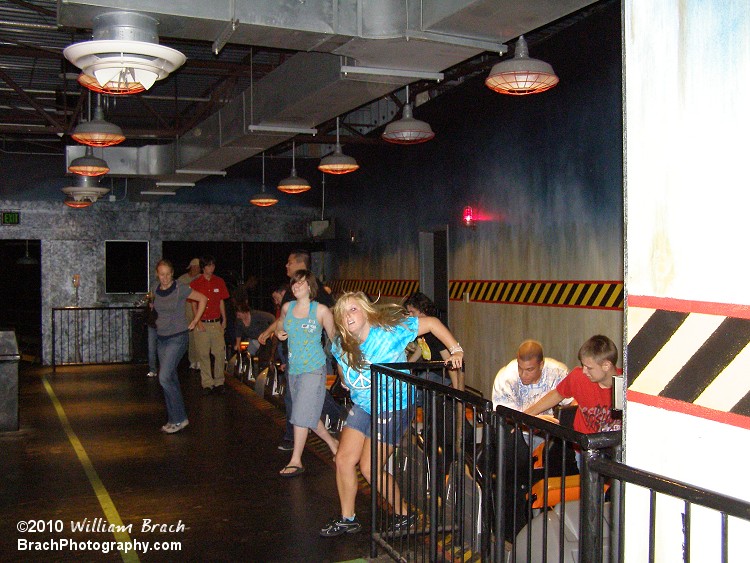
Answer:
[
  {"left": 371, "top": 361, "right": 496, "bottom": 562},
  {"left": 51, "top": 306, "right": 149, "bottom": 370},
  {"left": 496, "top": 408, "right": 621, "bottom": 563},
  {"left": 589, "top": 457, "right": 750, "bottom": 563},
  {"left": 369, "top": 362, "right": 750, "bottom": 562},
  {"left": 371, "top": 359, "right": 620, "bottom": 561}
]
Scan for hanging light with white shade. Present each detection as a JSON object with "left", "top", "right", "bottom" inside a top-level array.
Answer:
[
  {"left": 381, "top": 85, "right": 434, "bottom": 145},
  {"left": 485, "top": 35, "right": 559, "bottom": 95}
]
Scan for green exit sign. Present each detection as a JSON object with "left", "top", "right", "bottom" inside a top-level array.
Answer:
[{"left": 1, "top": 211, "right": 19, "bottom": 225}]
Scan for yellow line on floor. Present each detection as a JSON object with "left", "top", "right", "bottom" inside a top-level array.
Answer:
[{"left": 42, "top": 375, "right": 139, "bottom": 563}]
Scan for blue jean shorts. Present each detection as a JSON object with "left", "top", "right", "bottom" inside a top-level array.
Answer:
[{"left": 344, "top": 403, "right": 411, "bottom": 446}]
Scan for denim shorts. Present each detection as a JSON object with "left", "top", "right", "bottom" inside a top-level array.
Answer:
[{"left": 344, "top": 403, "right": 411, "bottom": 446}]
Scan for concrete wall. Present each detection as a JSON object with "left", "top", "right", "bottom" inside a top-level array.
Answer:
[
  {"left": 329, "top": 3, "right": 624, "bottom": 395},
  {"left": 624, "top": 0, "right": 750, "bottom": 560},
  {"left": 0, "top": 200, "right": 317, "bottom": 364}
]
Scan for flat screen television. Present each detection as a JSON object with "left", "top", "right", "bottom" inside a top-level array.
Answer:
[{"left": 105, "top": 240, "right": 149, "bottom": 294}]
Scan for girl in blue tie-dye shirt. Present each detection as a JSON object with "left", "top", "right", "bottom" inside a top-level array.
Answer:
[{"left": 319, "top": 291, "right": 463, "bottom": 537}]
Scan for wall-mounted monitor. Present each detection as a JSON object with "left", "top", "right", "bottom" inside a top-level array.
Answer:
[{"left": 105, "top": 240, "right": 149, "bottom": 294}]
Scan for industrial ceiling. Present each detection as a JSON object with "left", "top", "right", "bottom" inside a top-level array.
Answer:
[{"left": 0, "top": 0, "right": 608, "bottom": 186}]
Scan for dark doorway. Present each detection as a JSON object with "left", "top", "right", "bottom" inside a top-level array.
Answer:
[
  {"left": 418, "top": 228, "right": 449, "bottom": 324},
  {"left": 161, "top": 241, "right": 327, "bottom": 314},
  {"left": 0, "top": 239, "right": 41, "bottom": 359}
]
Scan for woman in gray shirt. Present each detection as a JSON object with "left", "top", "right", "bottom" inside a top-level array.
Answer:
[{"left": 153, "top": 259, "right": 207, "bottom": 433}]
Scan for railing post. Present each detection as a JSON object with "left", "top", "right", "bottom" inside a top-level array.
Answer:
[
  {"left": 580, "top": 448, "right": 603, "bottom": 563},
  {"left": 494, "top": 412, "right": 506, "bottom": 563},
  {"left": 370, "top": 366, "right": 378, "bottom": 559},
  {"left": 429, "top": 387, "right": 438, "bottom": 562},
  {"left": 51, "top": 308, "right": 56, "bottom": 373},
  {"left": 479, "top": 405, "right": 492, "bottom": 560},
  {"left": 610, "top": 444, "right": 623, "bottom": 563}
]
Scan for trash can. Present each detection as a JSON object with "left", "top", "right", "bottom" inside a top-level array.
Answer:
[{"left": 0, "top": 331, "right": 20, "bottom": 431}]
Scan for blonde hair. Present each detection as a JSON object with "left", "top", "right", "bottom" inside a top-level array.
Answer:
[{"left": 333, "top": 291, "right": 407, "bottom": 371}]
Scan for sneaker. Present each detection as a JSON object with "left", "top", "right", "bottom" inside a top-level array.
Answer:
[
  {"left": 277, "top": 439, "right": 294, "bottom": 451},
  {"left": 319, "top": 515, "right": 362, "bottom": 537},
  {"left": 201, "top": 387, "right": 212, "bottom": 396},
  {"left": 387, "top": 512, "right": 418, "bottom": 535},
  {"left": 213, "top": 384, "right": 226, "bottom": 395},
  {"left": 146, "top": 371, "right": 158, "bottom": 378},
  {"left": 161, "top": 420, "right": 189, "bottom": 434}
]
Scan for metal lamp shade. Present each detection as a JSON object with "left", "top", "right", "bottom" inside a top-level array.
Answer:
[
  {"left": 68, "top": 147, "right": 109, "bottom": 176},
  {"left": 71, "top": 106, "right": 125, "bottom": 147},
  {"left": 318, "top": 145, "right": 359, "bottom": 174},
  {"left": 61, "top": 175, "right": 110, "bottom": 206},
  {"left": 381, "top": 103, "right": 434, "bottom": 145},
  {"left": 250, "top": 184, "right": 278, "bottom": 207},
  {"left": 77, "top": 72, "right": 146, "bottom": 95},
  {"left": 485, "top": 36, "right": 559, "bottom": 95},
  {"left": 277, "top": 170, "right": 311, "bottom": 194},
  {"left": 64, "top": 198, "right": 93, "bottom": 209}
]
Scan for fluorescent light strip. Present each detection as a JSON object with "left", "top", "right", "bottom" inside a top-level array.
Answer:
[
  {"left": 341, "top": 65, "right": 444, "bottom": 81},
  {"left": 175, "top": 169, "right": 227, "bottom": 176},
  {"left": 140, "top": 190, "right": 176, "bottom": 196},
  {"left": 155, "top": 182, "right": 195, "bottom": 187},
  {"left": 247, "top": 125, "right": 318, "bottom": 135}
]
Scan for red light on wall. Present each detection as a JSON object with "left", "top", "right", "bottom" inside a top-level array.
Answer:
[{"left": 462, "top": 206, "right": 475, "bottom": 227}]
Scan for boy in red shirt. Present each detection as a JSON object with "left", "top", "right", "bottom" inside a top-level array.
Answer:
[{"left": 524, "top": 334, "right": 622, "bottom": 434}]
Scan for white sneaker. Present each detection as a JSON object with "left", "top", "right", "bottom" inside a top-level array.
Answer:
[
  {"left": 161, "top": 419, "right": 189, "bottom": 434},
  {"left": 146, "top": 371, "right": 158, "bottom": 378}
]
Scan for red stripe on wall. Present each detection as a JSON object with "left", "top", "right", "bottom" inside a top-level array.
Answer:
[
  {"left": 628, "top": 390, "right": 750, "bottom": 430},
  {"left": 628, "top": 295, "right": 750, "bottom": 319}
]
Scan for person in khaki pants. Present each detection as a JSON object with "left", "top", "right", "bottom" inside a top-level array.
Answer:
[
  {"left": 190, "top": 256, "right": 230, "bottom": 395},
  {"left": 177, "top": 258, "right": 202, "bottom": 370}
]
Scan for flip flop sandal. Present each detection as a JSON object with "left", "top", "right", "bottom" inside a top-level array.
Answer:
[{"left": 279, "top": 465, "right": 305, "bottom": 477}]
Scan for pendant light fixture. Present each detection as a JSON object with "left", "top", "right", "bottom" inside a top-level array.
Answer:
[
  {"left": 382, "top": 85, "right": 434, "bottom": 145},
  {"left": 71, "top": 96, "right": 125, "bottom": 147},
  {"left": 77, "top": 72, "right": 146, "bottom": 96},
  {"left": 318, "top": 117, "right": 359, "bottom": 174},
  {"left": 16, "top": 240, "right": 38, "bottom": 266},
  {"left": 64, "top": 11, "right": 185, "bottom": 93},
  {"left": 61, "top": 174, "right": 110, "bottom": 207},
  {"left": 249, "top": 152, "right": 278, "bottom": 207},
  {"left": 64, "top": 198, "right": 93, "bottom": 209},
  {"left": 277, "top": 141, "right": 311, "bottom": 194},
  {"left": 68, "top": 146, "right": 109, "bottom": 176},
  {"left": 485, "top": 35, "right": 559, "bottom": 95}
]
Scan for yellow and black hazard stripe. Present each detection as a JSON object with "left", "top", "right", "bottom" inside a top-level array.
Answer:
[
  {"left": 627, "top": 296, "right": 750, "bottom": 420},
  {"left": 450, "top": 280, "right": 622, "bottom": 310},
  {"left": 328, "top": 279, "right": 419, "bottom": 299},
  {"left": 329, "top": 279, "right": 622, "bottom": 310}
]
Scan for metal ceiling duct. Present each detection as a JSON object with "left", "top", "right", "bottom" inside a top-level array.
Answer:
[{"left": 60, "top": 0, "right": 597, "bottom": 184}]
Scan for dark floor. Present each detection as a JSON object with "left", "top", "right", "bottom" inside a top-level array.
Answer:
[{"left": 0, "top": 361, "right": 390, "bottom": 562}]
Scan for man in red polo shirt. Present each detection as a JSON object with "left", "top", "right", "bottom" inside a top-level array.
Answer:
[{"left": 190, "top": 255, "right": 230, "bottom": 395}]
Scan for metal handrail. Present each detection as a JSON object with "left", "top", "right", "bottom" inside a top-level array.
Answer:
[{"left": 591, "top": 456, "right": 750, "bottom": 520}]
